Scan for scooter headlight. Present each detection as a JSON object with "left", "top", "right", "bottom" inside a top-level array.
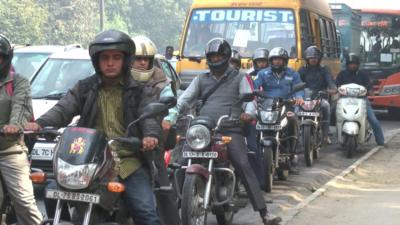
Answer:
[
  {"left": 260, "top": 111, "right": 279, "bottom": 124},
  {"left": 56, "top": 158, "right": 97, "bottom": 190},
  {"left": 186, "top": 125, "right": 211, "bottom": 150}
]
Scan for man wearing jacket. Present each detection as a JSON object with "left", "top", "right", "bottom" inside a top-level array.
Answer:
[
  {"left": 25, "top": 29, "right": 162, "bottom": 225},
  {"left": 298, "top": 46, "right": 337, "bottom": 144},
  {"left": 0, "top": 34, "right": 42, "bottom": 225}
]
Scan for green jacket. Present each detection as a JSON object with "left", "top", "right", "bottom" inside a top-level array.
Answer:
[{"left": 0, "top": 72, "right": 33, "bottom": 150}]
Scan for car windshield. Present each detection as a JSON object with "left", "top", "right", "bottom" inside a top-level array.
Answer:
[
  {"left": 31, "top": 59, "right": 94, "bottom": 99},
  {"left": 12, "top": 53, "right": 50, "bottom": 78},
  {"left": 183, "top": 8, "right": 296, "bottom": 58}
]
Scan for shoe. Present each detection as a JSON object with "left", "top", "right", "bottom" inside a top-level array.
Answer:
[
  {"left": 377, "top": 143, "right": 386, "bottom": 147},
  {"left": 262, "top": 214, "right": 282, "bottom": 225},
  {"left": 323, "top": 136, "right": 332, "bottom": 145}
]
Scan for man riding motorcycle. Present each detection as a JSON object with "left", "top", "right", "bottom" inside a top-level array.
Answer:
[
  {"left": 0, "top": 34, "right": 43, "bottom": 225},
  {"left": 298, "top": 46, "right": 337, "bottom": 144},
  {"left": 131, "top": 35, "right": 181, "bottom": 225},
  {"left": 177, "top": 38, "right": 281, "bottom": 225},
  {"left": 336, "top": 53, "right": 385, "bottom": 146},
  {"left": 25, "top": 29, "right": 162, "bottom": 225},
  {"left": 253, "top": 47, "right": 304, "bottom": 173},
  {"left": 249, "top": 48, "right": 269, "bottom": 77},
  {"left": 229, "top": 49, "right": 241, "bottom": 70}
]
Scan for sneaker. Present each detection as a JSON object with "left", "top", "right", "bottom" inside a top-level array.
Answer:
[
  {"left": 262, "top": 214, "right": 282, "bottom": 225},
  {"left": 323, "top": 136, "right": 332, "bottom": 145}
]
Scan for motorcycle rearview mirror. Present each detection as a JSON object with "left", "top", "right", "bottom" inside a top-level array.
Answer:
[
  {"left": 288, "top": 82, "right": 306, "bottom": 96},
  {"left": 125, "top": 103, "right": 169, "bottom": 136}
]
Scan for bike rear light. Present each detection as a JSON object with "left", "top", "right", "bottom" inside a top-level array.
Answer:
[
  {"left": 221, "top": 136, "right": 232, "bottom": 144},
  {"left": 30, "top": 172, "right": 47, "bottom": 184}
]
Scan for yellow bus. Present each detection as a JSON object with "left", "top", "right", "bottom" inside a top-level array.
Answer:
[{"left": 176, "top": 0, "right": 341, "bottom": 84}]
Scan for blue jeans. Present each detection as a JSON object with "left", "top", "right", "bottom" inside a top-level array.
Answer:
[
  {"left": 244, "top": 123, "right": 265, "bottom": 188},
  {"left": 122, "top": 166, "right": 161, "bottom": 225},
  {"left": 366, "top": 102, "right": 385, "bottom": 145}
]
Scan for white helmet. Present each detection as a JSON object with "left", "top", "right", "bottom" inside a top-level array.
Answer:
[{"left": 131, "top": 35, "right": 158, "bottom": 82}]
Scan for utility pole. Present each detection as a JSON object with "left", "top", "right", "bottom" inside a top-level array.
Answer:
[{"left": 100, "top": 0, "right": 105, "bottom": 31}]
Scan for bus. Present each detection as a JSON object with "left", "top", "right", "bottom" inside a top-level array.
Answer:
[
  {"left": 176, "top": 0, "right": 342, "bottom": 84},
  {"left": 359, "top": 9, "right": 400, "bottom": 117}
]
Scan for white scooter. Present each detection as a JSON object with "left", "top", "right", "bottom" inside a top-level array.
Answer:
[{"left": 336, "top": 83, "right": 372, "bottom": 158}]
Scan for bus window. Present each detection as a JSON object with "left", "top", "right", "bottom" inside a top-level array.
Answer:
[
  {"left": 300, "top": 9, "right": 314, "bottom": 51},
  {"left": 182, "top": 9, "right": 297, "bottom": 58}
]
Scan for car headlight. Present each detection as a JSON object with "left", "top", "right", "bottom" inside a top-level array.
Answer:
[
  {"left": 56, "top": 158, "right": 97, "bottom": 190},
  {"left": 380, "top": 85, "right": 400, "bottom": 96},
  {"left": 260, "top": 111, "right": 279, "bottom": 124},
  {"left": 186, "top": 125, "right": 211, "bottom": 150}
]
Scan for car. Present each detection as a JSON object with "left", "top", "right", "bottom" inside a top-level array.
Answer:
[
  {"left": 12, "top": 44, "right": 81, "bottom": 79},
  {"left": 154, "top": 54, "right": 182, "bottom": 92},
  {"left": 30, "top": 48, "right": 94, "bottom": 119}
]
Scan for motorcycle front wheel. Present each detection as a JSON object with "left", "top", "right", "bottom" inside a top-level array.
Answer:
[
  {"left": 346, "top": 135, "right": 357, "bottom": 158},
  {"left": 181, "top": 174, "right": 208, "bottom": 225},
  {"left": 263, "top": 146, "right": 274, "bottom": 193},
  {"left": 303, "top": 126, "right": 314, "bottom": 167}
]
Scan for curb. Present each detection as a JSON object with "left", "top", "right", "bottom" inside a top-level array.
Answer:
[{"left": 282, "top": 128, "right": 400, "bottom": 224}]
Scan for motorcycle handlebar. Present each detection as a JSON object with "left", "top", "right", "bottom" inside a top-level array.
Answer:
[{"left": 112, "top": 137, "right": 142, "bottom": 151}]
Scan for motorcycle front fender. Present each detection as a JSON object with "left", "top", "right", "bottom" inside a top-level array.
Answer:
[
  {"left": 300, "top": 119, "right": 317, "bottom": 128},
  {"left": 186, "top": 164, "right": 210, "bottom": 181},
  {"left": 343, "top": 121, "right": 360, "bottom": 136}
]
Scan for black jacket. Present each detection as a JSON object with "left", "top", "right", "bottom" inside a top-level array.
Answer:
[
  {"left": 336, "top": 69, "right": 371, "bottom": 90},
  {"left": 36, "top": 74, "right": 161, "bottom": 140},
  {"left": 298, "top": 65, "right": 336, "bottom": 92}
]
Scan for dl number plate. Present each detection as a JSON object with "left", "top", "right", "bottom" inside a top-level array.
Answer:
[
  {"left": 46, "top": 189, "right": 100, "bottom": 204},
  {"left": 297, "top": 111, "right": 320, "bottom": 117},
  {"left": 256, "top": 123, "right": 282, "bottom": 130},
  {"left": 31, "top": 142, "right": 56, "bottom": 161},
  {"left": 182, "top": 151, "right": 218, "bottom": 158}
]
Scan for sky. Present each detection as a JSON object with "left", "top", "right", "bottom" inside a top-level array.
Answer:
[{"left": 327, "top": 0, "right": 400, "bottom": 10}]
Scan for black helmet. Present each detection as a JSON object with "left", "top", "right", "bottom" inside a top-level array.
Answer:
[
  {"left": 252, "top": 48, "right": 269, "bottom": 71},
  {"left": 304, "top": 46, "right": 322, "bottom": 60},
  {"left": 346, "top": 53, "right": 360, "bottom": 65},
  {"left": 89, "top": 29, "right": 136, "bottom": 74},
  {"left": 268, "top": 47, "right": 289, "bottom": 73},
  {"left": 0, "top": 34, "right": 13, "bottom": 76},
  {"left": 205, "top": 38, "right": 232, "bottom": 72},
  {"left": 229, "top": 49, "right": 241, "bottom": 69}
]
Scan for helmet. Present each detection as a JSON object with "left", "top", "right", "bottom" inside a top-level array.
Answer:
[
  {"left": 346, "top": 53, "right": 360, "bottom": 65},
  {"left": 304, "top": 46, "right": 322, "bottom": 60},
  {"left": 131, "top": 35, "right": 158, "bottom": 82},
  {"left": 268, "top": 47, "right": 288, "bottom": 73},
  {"left": 205, "top": 38, "right": 232, "bottom": 72},
  {"left": 0, "top": 34, "right": 13, "bottom": 76},
  {"left": 252, "top": 48, "right": 269, "bottom": 71},
  {"left": 229, "top": 49, "right": 241, "bottom": 69},
  {"left": 88, "top": 29, "right": 135, "bottom": 74}
]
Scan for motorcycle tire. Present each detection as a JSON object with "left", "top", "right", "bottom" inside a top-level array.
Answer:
[
  {"left": 263, "top": 147, "right": 274, "bottom": 193},
  {"left": 215, "top": 208, "right": 234, "bottom": 225},
  {"left": 181, "top": 174, "right": 208, "bottom": 225},
  {"left": 347, "top": 136, "right": 357, "bottom": 158},
  {"left": 303, "top": 126, "right": 313, "bottom": 167}
]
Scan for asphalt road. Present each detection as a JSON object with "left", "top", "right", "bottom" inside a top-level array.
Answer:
[{"left": 207, "top": 113, "right": 400, "bottom": 225}]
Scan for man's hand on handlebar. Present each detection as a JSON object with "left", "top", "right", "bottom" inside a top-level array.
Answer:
[
  {"left": 2, "top": 124, "right": 20, "bottom": 135},
  {"left": 24, "top": 122, "right": 42, "bottom": 131},
  {"left": 294, "top": 98, "right": 304, "bottom": 106},
  {"left": 142, "top": 137, "right": 158, "bottom": 152},
  {"left": 240, "top": 113, "right": 254, "bottom": 122}
]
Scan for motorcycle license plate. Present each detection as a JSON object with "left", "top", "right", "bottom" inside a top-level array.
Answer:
[
  {"left": 31, "top": 142, "right": 56, "bottom": 161},
  {"left": 182, "top": 151, "right": 218, "bottom": 158},
  {"left": 256, "top": 123, "right": 282, "bottom": 130},
  {"left": 297, "top": 111, "right": 319, "bottom": 117},
  {"left": 46, "top": 189, "right": 100, "bottom": 204}
]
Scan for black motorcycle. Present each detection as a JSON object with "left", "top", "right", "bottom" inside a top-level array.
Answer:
[
  {"left": 298, "top": 88, "right": 326, "bottom": 167},
  {"left": 30, "top": 99, "right": 175, "bottom": 225},
  {"left": 254, "top": 83, "right": 305, "bottom": 193}
]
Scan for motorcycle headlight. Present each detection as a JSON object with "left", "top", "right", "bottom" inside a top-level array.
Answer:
[
  {"left": 301, "top": 100, "right": 316, "bottom": 111},
  {"left": 56, "top": 158, "right": 97, "bottom": 190},
  {"left": 260, "top": 111, "right": 279, "bottom": 124},
  {"left": 186, "top": 125, "right": 211, "bottom": 150}
]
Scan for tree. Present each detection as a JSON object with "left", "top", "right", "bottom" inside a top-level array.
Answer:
[{"left": 0, "top": 0, "right": 48, "bottom": 44}]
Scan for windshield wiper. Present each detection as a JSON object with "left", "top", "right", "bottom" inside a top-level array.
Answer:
[
  {"left": 186, "top": 56, "right": 202, "bottom": 63},
  {"left": 33, "top": 93, "right": 66, "bottom": 100}
]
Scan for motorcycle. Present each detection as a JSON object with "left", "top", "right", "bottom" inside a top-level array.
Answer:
[
  {"left": 178, "top": 94, "right": 253, "bottom": 225},
  {"left": 298, "top": 88, "right": 326, "bottom": 167},
  {"left": 336, "top": 83, "right": 372, "bottom": 158},
  {"left": 254, "top": 83, "right": 305, "bottom": 193},
  {"left": 30, "top": 99, "right": 175, "bottom": 225}
]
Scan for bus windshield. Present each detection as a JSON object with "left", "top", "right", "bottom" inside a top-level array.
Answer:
[
  {"left": 360, "top": 12, "right": 400, "bottom": 66},
  {"left": 183, "top": 8, "right": 296, "bottom": 58}
]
